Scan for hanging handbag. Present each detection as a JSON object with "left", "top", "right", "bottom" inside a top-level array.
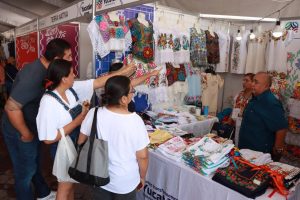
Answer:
[{"left": 68, "top": 107, "right": 110, "bottom": 186}]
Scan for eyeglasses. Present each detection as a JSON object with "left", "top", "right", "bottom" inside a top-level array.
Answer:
[{"left": 129, "top": 88, "right": 136, "bottom": 94}]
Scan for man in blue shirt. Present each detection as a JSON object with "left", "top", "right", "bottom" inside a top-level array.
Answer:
[{"left": 239, "top": 72, "right": 288, "bottom": 159}]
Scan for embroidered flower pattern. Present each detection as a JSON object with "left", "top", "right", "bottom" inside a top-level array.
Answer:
[{"left": 143, "top": 47, "right": 153, "bottom": 59}]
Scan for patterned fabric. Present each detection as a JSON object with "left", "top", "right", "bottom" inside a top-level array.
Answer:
[
  {"left": 154, "top": 28, "right": 175, "bottom": 64},
  {"left": 165, "top": 63, "right": 186, "bottom": 86},
  {"left": 190, "top": 28, "right": 207, "bottom": 68},
  {"left": 231, "top": 41, "right": 241, "bottom": 72},
  {"left": 95, "top": 14, "right": 132, "bottom": 55},
  {"left": 173, "top": 33, "right": 190, "bottom": 64},
  {"left": 212, "top": 159, "right": 271, "bottom": 199},
  {"left": 234, "top": 91, "right": 252, "bottom": 117},
  {"left": 269, "top": 71, "right": 288, "bottom": 100},
  {"left": 128, "top": 18, "right": 154, "bottom": 63},
  {"left": 184, "top": 64, "right": 202, "bottom": 104},
  {"left": 205, "top": 31, "right": 220, "bottom": 64}
]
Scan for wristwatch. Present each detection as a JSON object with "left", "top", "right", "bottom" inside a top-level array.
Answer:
[{"left": 274, "top": 147, "right": 285, "bottom": 154}]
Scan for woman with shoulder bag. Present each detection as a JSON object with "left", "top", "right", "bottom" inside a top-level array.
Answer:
[
  {"left": 36, "top": 59, "right": 135, "bottom": 200},
  {"left": 78, "top": 75, "right": 149, "bottom": 200}
]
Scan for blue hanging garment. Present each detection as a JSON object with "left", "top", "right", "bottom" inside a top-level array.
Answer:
[{"left": 134, "top": 92, "right": 150, "bottom": 113}]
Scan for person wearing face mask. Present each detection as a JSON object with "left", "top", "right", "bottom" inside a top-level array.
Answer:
[{"left": 238, "top": 72, "right": 288, "bottom": 160}]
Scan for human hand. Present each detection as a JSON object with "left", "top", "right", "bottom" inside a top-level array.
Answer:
[
  {"left": 20, "top": 132, "right": 34, "bottom": 142},
  {"left": 81, "top": 101, "right": 90, "bottom": 116},
  {"left": 123, "top": 61, "right": 136, "bottom": 76},
  {"left": 136, "top": 178, "right": 145, "bottom": 191},
  {"left": 151, "top": 68, "right": 162, "bottom": 76}
]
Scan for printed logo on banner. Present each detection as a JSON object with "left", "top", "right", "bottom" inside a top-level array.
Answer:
[
  {"left": 78, "top": 1, "right": 92, "bottom": 16},
  {"left": 96, "top": 0, "right": 103, "bottom": 9},
  {"left": 44, "top": 27, "right": 67, "bottom": 44},
  {"left": 285, "top": 21, "right": 299, "bottom": 32},
  {"left": 143, "top": 181, "right": 178, "bottom": 200}
]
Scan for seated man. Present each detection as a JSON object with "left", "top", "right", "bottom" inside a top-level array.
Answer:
[{"left": 238, "top": 72, "right": 288, "bottom": 160}]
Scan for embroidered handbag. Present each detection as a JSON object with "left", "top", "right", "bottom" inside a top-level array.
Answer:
[
  {"left": 212, "top": 159, "right": 271, "bottom": 198},
  {"left": 68, "top": 107, "right": 110, "bottom": 186}
]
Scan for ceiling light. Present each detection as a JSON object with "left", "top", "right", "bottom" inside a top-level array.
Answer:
[
  {"left": 249, "top": 29, "right": 256, "bottom": 40},
  {"left": 236, "top": 30, "right": 242, "bottom": 41},
  {"left": 199, "top": 14, "right": 277, "bottom": 22},
  {"left": 272, "top": 20, "right": 283, "bottom": 38}
]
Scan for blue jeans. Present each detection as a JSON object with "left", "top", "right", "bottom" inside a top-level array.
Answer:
[{"left": 2, "top": 115, "right": 50, "bottom": 200}]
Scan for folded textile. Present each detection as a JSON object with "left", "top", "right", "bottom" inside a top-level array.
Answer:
[
  {"left": 157, "top": 136, "right": 187, "bottom": 162},
  {"left": 148, "top": 130, "right": 173, "bottom": 145},
  {"left": 240, "top": 149, "right": 273, "bottom": 165}
]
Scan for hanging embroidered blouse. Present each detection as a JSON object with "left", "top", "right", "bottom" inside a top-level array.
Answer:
[
  {"left": 184, "top": 63, "right": 202, "bottom": 105},
  {"left": 128, "top": 18, "right": 154, "bottom": 63},
  {"left": 266, "top": 30, "right": 294, "bottom": 73},
  {"left": 216, "top": 31, "right": 230, "bottom": 72},
  {"left": 230, "top": 31, "right": 249, "bottom": 74},
  {"left": 190, "top": 28, "right": 208, "bottom": 68},
  {"left": 154, "top": 27, "right": 175, "bottom": 64},
  {"left": 165, "top": 63, "right": 186, "bottom": 86},
  {"left": 205, "top": 31, "right": 220, "bottom": 64},
  {"left": 173, "top": 31, "right": 190, "bottom": 64},
  {"left": 90, "top": 14, "right": 132, "bottom": 58}
]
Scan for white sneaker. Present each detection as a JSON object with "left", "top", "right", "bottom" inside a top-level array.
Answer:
[{"left": 37, "top": 191, "right": 56, "bottom": 200}]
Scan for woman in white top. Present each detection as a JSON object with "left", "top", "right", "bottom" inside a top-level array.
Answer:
[
  {"left": 37, "top": 59, "right": 135, "bottom": 200},
  {"left": 79, "top": 76, "right": 149, "bottom": 200}
]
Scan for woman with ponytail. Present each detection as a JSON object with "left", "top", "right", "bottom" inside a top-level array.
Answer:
[
  {"left": 36, "top": 59, "right": 135, "bottom": 200},
  {"left": 78, "top": 76, "right": 149, "bottom": 200}
]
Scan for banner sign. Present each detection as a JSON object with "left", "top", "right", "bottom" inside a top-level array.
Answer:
[
  {"left": 39, "top": 0, "right": 92, "bottom": 29},
  {"left": 95, "top": 0, "right": 154, "bottom": 13},
  {"left": 16, "top": 20, "right": 37, "bottom": 36},
  {"left": 16, "top": 32, "right": 38, "bottom": 70},
  {"left": 39, "top": 23, "right": 80, "bottom": 77}
]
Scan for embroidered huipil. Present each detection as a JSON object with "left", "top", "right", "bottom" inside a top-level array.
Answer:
[
  {"left": 216, "top": 31, "right": 230, "bottom": 72},
  {"left": 154, "top": 26, "right": 175, "bottom": 64},
  {"left": 190, "top": 28, "right": 207, "bottom": 68},
  {"left": 201, "top": 73, "right": 224, "bottom": 115},
  {"left": 231, "top": 31, "right": 249, "bottom": 74},
  {"left": 233, "top": 91, "right": 252, "bottom": 117},
  {"left": 173, "top": 31, "right": 190, "bottom": 64},
  {"left": 184, "top": 64, "right": 202, "bottom": 104},
  {"left": 128, "top": 18, "right": 154, "bottom": 63},
  {"left": 88, "top": 14, "right": 132, "bottom": 58},
  {"left": 266, "top": 30, "right": 294, "bottom": 73},
  {"left": 245, "top": 33, "right": 268, "bottom": 73},
  {"left": 205, "top": 31, "right": 220, "bottom": 64}
]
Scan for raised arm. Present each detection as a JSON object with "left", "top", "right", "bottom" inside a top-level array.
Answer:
[
  {"left": 131, "top": 69, "right": 161, "bottom": 87},
  {"left": 93, "top": 62, "right": 136, "bottom": 89}
]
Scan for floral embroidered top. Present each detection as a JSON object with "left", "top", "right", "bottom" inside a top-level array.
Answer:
[
  {"left": 190, "top": 28, "right": 207, "bottom": 68},
  {"left": 173, "top": 31, "right": 190, "bottom": 64},
  {"left": 154, "top": 27, "right": 175, "bottom": 64},
  {"left": 128, "top": 18, "right": 154, "bottom": 63},
  {"left": 205, "top": 31, "right": 220, "bottom": 64},
  {"left": 233, "top": 90, "right": 252, "bottom": 117},
  {"left": 95, "top": 14, "right": 132, "bottom": 56}
]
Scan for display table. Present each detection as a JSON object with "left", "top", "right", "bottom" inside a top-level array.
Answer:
[
  {"left": 136, "top": 151, "right": 300, "bottom": 200},
  {"left": 175, "top": 116, "right": 218, "bottom": 136}
]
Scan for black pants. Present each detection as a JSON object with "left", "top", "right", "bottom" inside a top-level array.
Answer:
[{"left": 92, "top": 187, "right": 136, "bottom": 200}]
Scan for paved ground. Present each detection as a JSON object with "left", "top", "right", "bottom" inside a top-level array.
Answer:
[{"left": 0, "top": 115, "right": 92, "bottom": 199}]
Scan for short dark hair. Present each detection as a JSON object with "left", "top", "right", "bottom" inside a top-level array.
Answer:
[
  {"left": 109, "top": 62, "right": 123, "bottom": 72},
  {"left": 102, "top": 76, "right": 130, "bottom": 106},
  {"left": 44, "top": 38, "right": 71, "bottom": 61},
  {"left": 244, "top": 73, "right": 255, "bottom": 81},
  {"left": 47, "top": 59, "right": 72, "bottom": 90}
]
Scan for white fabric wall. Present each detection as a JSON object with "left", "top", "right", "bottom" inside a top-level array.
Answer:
[{"left": 79, "top": 22, "right": 93, "bottom": 80}]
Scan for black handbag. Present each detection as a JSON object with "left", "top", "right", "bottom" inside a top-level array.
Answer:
[{"left": 68, "top": 107, "right": 110, "bottom": 186}]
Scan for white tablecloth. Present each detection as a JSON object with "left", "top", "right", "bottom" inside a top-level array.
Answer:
[
  {"left": 137, "top": 151, "right": 300, "bottom": 200},
  {"left": 177, "top": 117, "right": 218, "bottom": 136}
]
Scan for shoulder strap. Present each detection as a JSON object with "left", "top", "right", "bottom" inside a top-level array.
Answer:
[
  {"left": 45, "top": 90, "right": 70, "bottom": 111},
  {"left": 87, "top": 107, "right": 99, "bottom": 175},
  {"left": 69, "top": 88, "right": 79, "bottom": 101}
]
